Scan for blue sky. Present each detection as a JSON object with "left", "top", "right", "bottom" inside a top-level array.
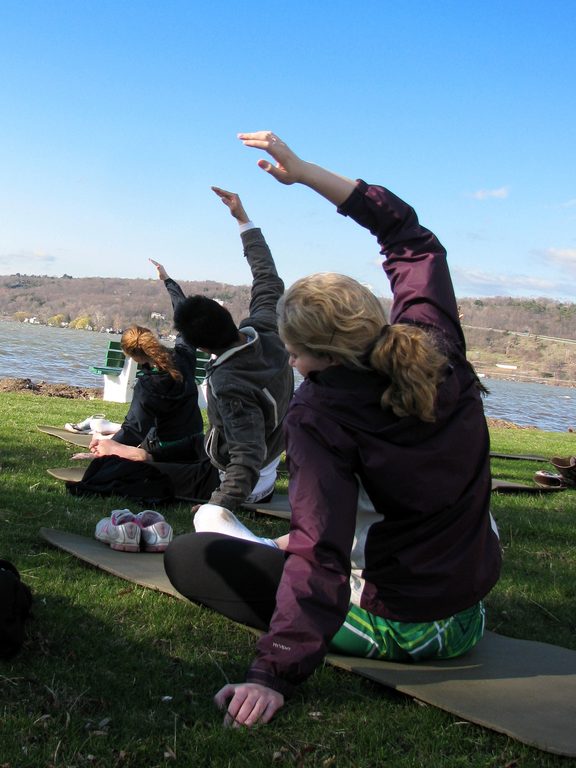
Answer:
[{"left": 1, "top": 0, "right": 575, "bottom": 301}]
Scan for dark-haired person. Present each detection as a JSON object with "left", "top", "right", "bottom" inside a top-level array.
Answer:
[
  {"left": 164, "top": 132, "right": 501, "bottom": 727},
  {"left": 171, "top": 187, "right": 294, "bottom": 513}
]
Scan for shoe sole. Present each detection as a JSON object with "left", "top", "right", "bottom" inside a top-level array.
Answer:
[
  {"left": 109, "top": 542, "right": 141, "bottom": 552},
  {"left": 142, "top": 543, "right": 170, "bottom": 553}
]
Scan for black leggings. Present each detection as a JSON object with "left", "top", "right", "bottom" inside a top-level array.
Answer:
[{"left": 164, "top": 533, "right": 286, "bottom": 630}]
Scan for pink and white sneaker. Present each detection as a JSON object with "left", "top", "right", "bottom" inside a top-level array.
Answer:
[
  {"left": 136, "top": 510, "right": 173, "bottom": 553},
  {"left": 95, "top": 509, "right": 141, "bottom": 552}
]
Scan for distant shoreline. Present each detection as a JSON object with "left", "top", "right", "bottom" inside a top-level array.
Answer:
[
  {"left": 0, "top": 377, "right": 542, "bottom": 431},
  {"left": 479, "top": 372, "right": 575, "bottom": 389}
]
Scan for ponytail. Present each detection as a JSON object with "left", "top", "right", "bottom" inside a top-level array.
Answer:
[
  {"left": 370, "top": 324, "right": 447, "bottom": 422},
  {"left": 121, "top": 326, "right": 183, "bottom": 382},
  {"left": 278, "top": 272, "right": 448, "bottom": 422}
]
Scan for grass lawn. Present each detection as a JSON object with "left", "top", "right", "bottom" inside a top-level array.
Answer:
[{"left": 1, "top": 391, "right": 575, "bottom": 768}]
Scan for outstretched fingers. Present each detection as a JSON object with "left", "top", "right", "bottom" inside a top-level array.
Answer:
[
  {"left": 149, "top": 258, "right": 168, "bottom": 280},
  {"left": 238, "top": 131, "right": 301, "bottom": 185},
  {"left": 214, "top": 682, "right": 284, "bottom": 727},
  {"left": 237, "top": 130, "right": 279, "bottom": 146},
  {"left": 211, "top": 187, "right": 249, "bottom": 223},
  {"left": 211, "top": 186, "right": 234, "bottom": 204}
]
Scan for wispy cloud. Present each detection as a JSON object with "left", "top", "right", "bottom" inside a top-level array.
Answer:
[
  {"left": 0, "top": 250, "right": 57, "bottom": 269},
  {"left": 561, "top": 199, "right": 576, "bottom": 208},
  {"left": 470, "top": 186, "right": 510, "bottom": 201},
  {"left": 544, "top": 248, "right": 576, "bottom": 273},
  {"left": 451, "top": 266, "right": 574, "bottom": 299}
]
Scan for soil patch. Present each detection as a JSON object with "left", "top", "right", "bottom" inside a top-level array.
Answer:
[
  {"left": 0, "top": 377, "right": 535, "bottom": 428},
  {"left": 0, "top": 377, "right": 103, "bottom": 400},
  {"left": 485, "top": 418, "right": 531, "bottom": 430}
]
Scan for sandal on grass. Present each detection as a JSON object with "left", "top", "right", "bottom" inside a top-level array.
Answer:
[
  {"left": 550, "top": 456, "right": 576, "bottom": 487},
  {"left": 533, "top": 470, "right": 567, "bottom": 489}
]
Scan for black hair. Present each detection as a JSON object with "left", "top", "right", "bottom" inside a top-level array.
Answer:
[{"left": 174, "top": 295, "right": 239, "bottom": 351}]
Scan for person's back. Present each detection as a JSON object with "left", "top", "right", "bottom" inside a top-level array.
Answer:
[
  {"left": 174, "top": 188, "right": 293, "bottom": 511},
  {"left": 288, "top": 346, "right": 494, "bottom": 620},
  {"left": 112, "top": 323, "right": 204, "bottom": 461}
]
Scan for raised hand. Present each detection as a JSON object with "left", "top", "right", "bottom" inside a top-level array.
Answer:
[
  {"left": 149, "top": 259, "right": 169, "bottom": 281},
  {"left": 238, "top": 131, "right": 355, "bottom": 206},
  {"left": 211, "top": 187, "right": 250, "bottom": 225},
  {"left": 214, "top": 682, "right": 284, "bottom": 727},
  {"left": 237, "top": 131, "right": 304, "bottom": 185}
]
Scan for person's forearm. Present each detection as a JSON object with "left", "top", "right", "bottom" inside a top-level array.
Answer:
[{"left": 297, "top": 161, "right": 358, "bottom": 207}]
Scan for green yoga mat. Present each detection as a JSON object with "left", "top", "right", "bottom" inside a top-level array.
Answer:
[{"left": 39, "top": 526, "right": 576, "bottom": 757}]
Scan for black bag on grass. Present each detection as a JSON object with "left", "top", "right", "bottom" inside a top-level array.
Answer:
[{"left": 0, "top": 559, "right": 33, "bottom": 660}]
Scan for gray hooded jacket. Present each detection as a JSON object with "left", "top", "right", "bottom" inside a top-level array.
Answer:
[{"left": 203, "top": 227, "right": 293, "bottom": 510}]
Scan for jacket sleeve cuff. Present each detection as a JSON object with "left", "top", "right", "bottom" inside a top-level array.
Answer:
[
  {"left": 245, "top": 666, "right": 295, "bottom": 699},
  {"left": 209, "top": 490, "right": 242, "bottom": 513},
  {"left": 240, "top": 227, "right": 264, "bottom": 246},
  {"left": 336, "top": 179, "right": 368, "bottom": 218}
]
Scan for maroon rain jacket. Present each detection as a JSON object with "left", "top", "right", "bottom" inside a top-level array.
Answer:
[{"left": 246, "top": 181, "right": 501, "bottom": 697}]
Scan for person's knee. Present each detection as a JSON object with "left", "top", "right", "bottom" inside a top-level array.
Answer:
[
  {"left": 164, "top": 533, "right": 201, "bottom": 579},
  {"left": 193, "top": 503, "right": 235, "bottom": 532}
]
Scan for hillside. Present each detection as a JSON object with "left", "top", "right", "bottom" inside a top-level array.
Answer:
[
  {"left": 2, "top": 274, "right": 575, "bottom": 384},
  {"left": 1, "top": 273, "right": 251, "bottom": 333}
]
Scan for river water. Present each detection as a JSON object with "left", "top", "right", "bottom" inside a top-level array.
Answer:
[{"left": 1, "top": 320, "right": 574, "bottom": 433}]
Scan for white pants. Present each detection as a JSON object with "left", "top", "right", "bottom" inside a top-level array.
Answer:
[{"left": 218, "top": 455, "right": 281, "bottom": 504}]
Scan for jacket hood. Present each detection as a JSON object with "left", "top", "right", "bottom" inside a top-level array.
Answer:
[
  {"left": 137, "top": 348, "right": 198, "bottom": 403},
  {"left": 293, "top": 363, "right": 464, "bottom": 447}
]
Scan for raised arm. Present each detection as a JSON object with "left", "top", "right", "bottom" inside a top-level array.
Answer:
[
  {"left": 239, "top": 131, "right": 462, "bottom": 342},
  {"left": 237, "top": 131, "right": 356, "bottom": 207},
  {"left": 213, "top": 185, "right": 284, "bottom": 328}
]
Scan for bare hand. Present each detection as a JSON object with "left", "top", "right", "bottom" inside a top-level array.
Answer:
[
  {"left": 149, "top": 259, "right": 169, "bottom": 281},
  {"left": 211, "top": 187, "right": 250, "bottom": 224},
  {"left": 89, "top": 437, "right": 117, "bottom": 457},
  {"left": 88, "top": 438, "right": 150, "bottom": 462},
  {"left": 237, "top": 131, "right": 304, "bottom": 185},
  {"left": 214, "top": 682, "right": 284, "bottom": 727}
]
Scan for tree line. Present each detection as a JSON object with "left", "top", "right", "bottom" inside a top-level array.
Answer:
[{"left": 2, "top": 274, "right": 575, "bottom": 383}]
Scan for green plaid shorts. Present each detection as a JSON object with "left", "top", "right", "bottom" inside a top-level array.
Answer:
[{"left": 329, "top": 601, "right": 485, "bottom": 662}]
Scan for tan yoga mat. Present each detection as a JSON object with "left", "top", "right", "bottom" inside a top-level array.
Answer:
[
  {"left": 39, "top": 526, "right": 576, "bottom": 757},
  {"left": 46, "top": 467, "right": 566, "bottom": 503},
  {"left": 47, "top": 466, "right": 88, "bottom": 482},
  {"left": 490, "top": 452, "right": 548, "bottom": 462},
  {"left": 40, "top": 527, "right": 180, "bottom": 597},
  {"left": 244, "top": 482, "right": 564, "bottom": 522},
  {"left": 243, "top": 494, "right": 292, "bottom": 520},
  {"left": 491, "top": 478, "right": 565, "bottom": 493},
  {"left": 38, "top": 425, "right": 92, "bottom": 448}
]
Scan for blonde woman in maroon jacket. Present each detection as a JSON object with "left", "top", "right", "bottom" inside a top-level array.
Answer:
[{"left": 165, "top": 132, "right": 501, "bottom": 727}]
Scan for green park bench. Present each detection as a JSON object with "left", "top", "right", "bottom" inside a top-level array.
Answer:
[
  {"left": 90, "top": 340, "right": 210, "bottom": 404},
  {"left": 89, "top": 341, "right": 127, "bottom": 377}
]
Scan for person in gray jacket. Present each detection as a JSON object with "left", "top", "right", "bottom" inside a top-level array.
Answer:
[{"left": 173, "top": 187, "right": 294, "bottom": 512}]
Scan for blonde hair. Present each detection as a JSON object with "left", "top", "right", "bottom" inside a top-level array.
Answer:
[
  {"left": 278, "top": 273, "right": 447, "bottom": 422},
  {"left": 121, "top": 325, "right": 182, "bottom": 382}
]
